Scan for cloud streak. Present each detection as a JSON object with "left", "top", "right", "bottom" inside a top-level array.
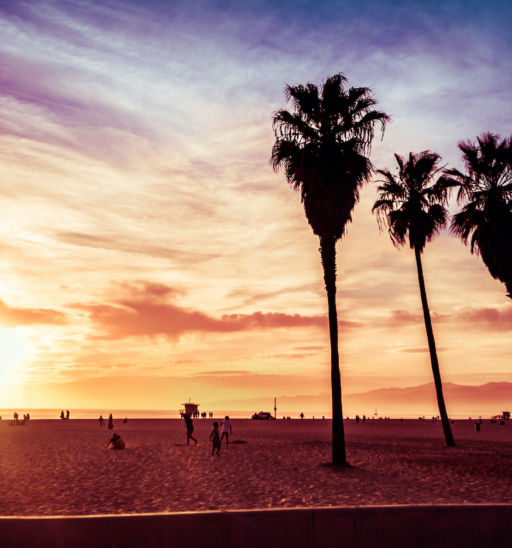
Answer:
[
  {"left": 76, "top": 282, "right": 327, "bottom": 339},
  {"left": 0, "top": 299, "right": 67, "bottom": 326}
]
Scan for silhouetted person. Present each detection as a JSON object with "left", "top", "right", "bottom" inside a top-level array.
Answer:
[
  {"left": 221, "top": 416, "right": 232, "bottom": 447},
  {"left": 99, "top": 415, "right": 104, "bottom": 426},
  {"left": 123, "top": 417, "right": 127, "bottom": 424},
  {"left": 210, "top": 421, "right": 221, "bottom": 456},
  {"left": 106, "top": 433, "right": 125, "bottom": 450},
  {"left": 356, "top": 415, "right": 360, "bottom": 423},
  {"left": 60, "top": 410, "right": 65, "bottom": 420},
  {"left": 300, "top": 412, "right": 304, "bottom": 420},
  {"left": 66, "top": 409, "right": 70, "bottom": 420},
  {"left": 108, "top": 414, "right": 114, "bottom": 430},
  {"left": 183, "top": 413, "right": 197, "bottom": 446},
  {"left": 475, "top": 422, "right": 481, "bottom": 432},
  {"left": 13, "top": 412, "right": 18, "bottom": 424},
  {"left": 363, "top": 415, "right": 366, "bottom": 423}
]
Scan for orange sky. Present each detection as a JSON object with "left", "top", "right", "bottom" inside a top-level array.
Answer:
[{"left": 1, "top": 0, "right": 511, "bottom": 415}]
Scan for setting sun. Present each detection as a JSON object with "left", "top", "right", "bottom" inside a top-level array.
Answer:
[{"left": 0, "top": 327, "right": 33, "bottom": 381}]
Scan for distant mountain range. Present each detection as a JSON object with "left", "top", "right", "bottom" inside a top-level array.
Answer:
[{"left": 220, "top": 382, "right": 512, "bottom": 418}]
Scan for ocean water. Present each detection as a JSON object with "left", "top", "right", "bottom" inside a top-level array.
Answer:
[{"left": 0, "top": 408, "right": 261, "bottom": 420}]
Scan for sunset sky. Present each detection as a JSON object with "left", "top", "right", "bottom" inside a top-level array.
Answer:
[{"left": 1, "top": 0, "right": 511, "bottom": 414}]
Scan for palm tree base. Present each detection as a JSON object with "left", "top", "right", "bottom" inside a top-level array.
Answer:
[{"left": 321, "top": 461, "right": 353, "bottom": 469}]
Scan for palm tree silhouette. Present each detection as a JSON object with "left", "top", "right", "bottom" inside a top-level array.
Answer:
[
  {"left": 271, "top": 73, "right": 389, "bottom": 465},
  {"left": 373, "top": 151, "right": 455, "bottom": 447},
  {"left": 445, "top": 133, "right": 512, "bottom": 299}
]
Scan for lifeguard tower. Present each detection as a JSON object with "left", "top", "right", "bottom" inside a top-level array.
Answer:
[{"left": 181, "top": 400, "right": 200, "bottom": 418}]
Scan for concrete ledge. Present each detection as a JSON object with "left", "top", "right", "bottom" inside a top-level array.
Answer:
[{"left": 1, "top": 505, "right": 511, "bottom": 548}]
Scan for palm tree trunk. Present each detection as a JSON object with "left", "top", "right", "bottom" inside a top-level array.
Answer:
[
  {"left": 320, "top": 236, "right": 347, "bottom": 465},
  {"left": 414, "top": 246, "right": 455, "bottom": 447}
]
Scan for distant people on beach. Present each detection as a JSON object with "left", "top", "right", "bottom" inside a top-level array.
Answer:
[
  {"left": 60, "top": 410, "right": 65, "bottom": 420},
  {"left": 210, "top": 421, "right": 221, "bottom": 456},
  {"left": 66, "top": 410, "right": 70, "bottom": 420},
  {"left": 13, "top": 412, "right": 19, "bottom": 424},
  {"left": 183, "top": 413, "right": 197, "bottom": 446},
  {"left": 123, "top": 417, "right": 128, "bottom": 424},
  {"left": 106, "top": 433, "right": 125, "bottom": 450},
  {"left": 221, "top": 416, "right": 232, "bottom": 447},
  {"left": 108, "top": 414, "right": 114, "bottom": 430},
  {"left": 300, "top": 412, "right": 304, "bottom": 420},
  {"left": 99, "top": 415, "right": 104, "bottom": 426}
]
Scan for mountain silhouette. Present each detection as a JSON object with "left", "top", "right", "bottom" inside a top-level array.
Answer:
[{"left": 220, "top": 382, "right": 512, "bottom": 417}]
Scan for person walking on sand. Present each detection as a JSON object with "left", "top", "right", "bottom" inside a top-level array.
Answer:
[
  {"left": 221, "top": 416, "right": 232, "bottom": 447},
  {"left": 210, "top": 421, "right": 221, "bottom": 456},
  {"left": 183, "top": 413, "right": 197, "bottom": 446},
  {"left": 108, "top": 414, "right": 114, "bottom": 430}
]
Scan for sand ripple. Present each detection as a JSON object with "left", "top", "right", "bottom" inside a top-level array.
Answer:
[{"left": 1, "top": 418, "right": 511, "bottom": 515}]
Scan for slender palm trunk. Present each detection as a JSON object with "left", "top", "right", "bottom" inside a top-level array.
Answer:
[
  {"left": 320, "top": 236, "right": 347, "bottom": 465},
  {"left": 414, "top": 246, "right": 455, "bottom": 447}
]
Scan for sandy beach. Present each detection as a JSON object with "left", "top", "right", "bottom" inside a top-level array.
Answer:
[{"left": 1, "top": 418, "right": 511, "bottom": 516}]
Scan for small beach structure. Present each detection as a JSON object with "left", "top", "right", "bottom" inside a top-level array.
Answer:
[{"left": 181, "top": 400, "right": 200, "bottom": 418}]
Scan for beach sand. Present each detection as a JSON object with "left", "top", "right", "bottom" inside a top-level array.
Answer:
[{"left": 1, "top": 418, "right": 511, "bottom": 515}]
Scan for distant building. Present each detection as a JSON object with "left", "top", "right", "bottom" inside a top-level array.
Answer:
[{"left": 182, "top": 402, "right": 200, "bottom": 418}]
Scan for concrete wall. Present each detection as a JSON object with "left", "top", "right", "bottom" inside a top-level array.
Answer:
[{"left": 1, "top": 505, "right": 511, "bottom": 548}]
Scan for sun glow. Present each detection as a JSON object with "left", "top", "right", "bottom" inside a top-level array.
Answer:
[{"left": 0, "top": 327, "right": 34, "bottom": 382}]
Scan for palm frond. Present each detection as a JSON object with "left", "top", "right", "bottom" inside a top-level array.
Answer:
[
  {"left": 373, "top": 149, "right": 448, "bottom": 252},
  {"left": 271, "top": 73, "right": 389, "bottom": 239}
]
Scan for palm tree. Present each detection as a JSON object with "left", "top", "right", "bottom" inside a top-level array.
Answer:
[
  {"left": 271, "top": 73, "right": 389, "bottom": 465},
  {"left": 373, "top": 151, "right": 455, "bottom": 447},
  {"left": 445, "top": 133, "right": 512, "bottom": 299}
]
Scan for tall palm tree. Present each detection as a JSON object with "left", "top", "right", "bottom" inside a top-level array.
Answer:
[
  {"left": 373, "top": 151, "right": 455, "bottom": 447},
  {"left": 445, "top": 133, "right": 512, "bottom": 299},
  {"left": 271, "top": 73, "right": 389, "bottom": 465}
]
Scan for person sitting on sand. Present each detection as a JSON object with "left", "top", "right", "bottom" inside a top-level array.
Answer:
[
  {"left": 183, "top": 413, "right": 197, "bottom": 446},
  {"left": 106, "top": 433, "right": 125, "bottom": 450},
  {"left": 210, "top": 421, "right": 221, "bottom": 456},
  {"left": 221, "top": 416, "right": 232, "bottom": 447}
]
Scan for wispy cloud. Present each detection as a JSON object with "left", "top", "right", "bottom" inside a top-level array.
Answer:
[
  {"left": 74, "top": 281, "right": 326, "bottom": 339},
  {"left": 0, "top": 299, "right": 67, "bottom": 326}
]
